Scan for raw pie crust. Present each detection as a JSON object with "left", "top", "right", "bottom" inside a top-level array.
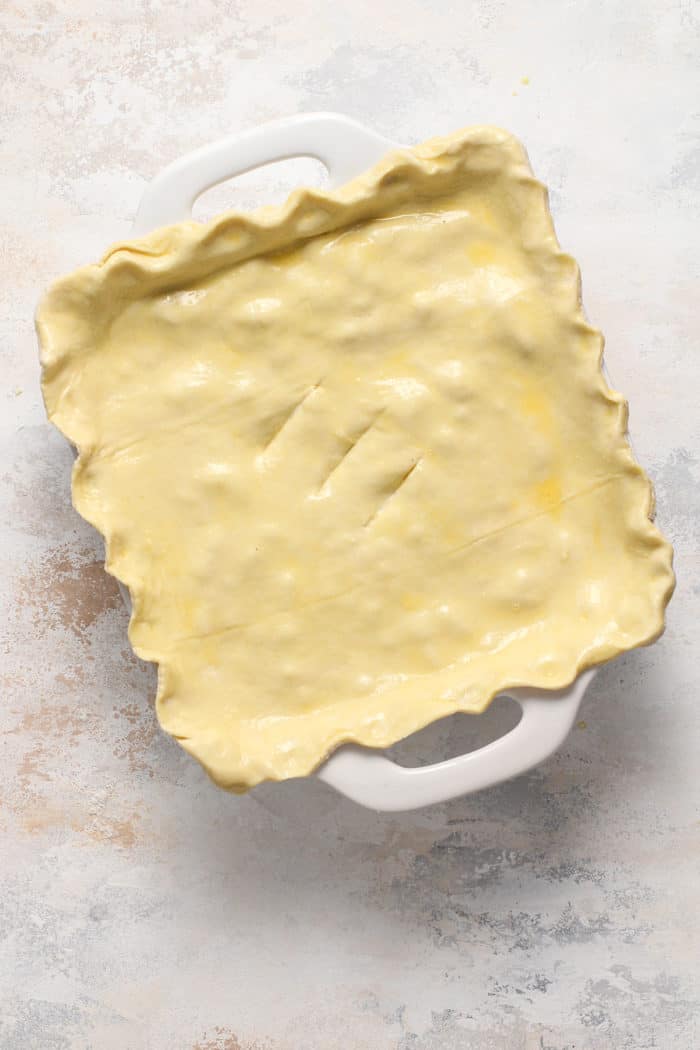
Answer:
[{"left": 37, "top": 127, "right": 675, "bottom": 790}]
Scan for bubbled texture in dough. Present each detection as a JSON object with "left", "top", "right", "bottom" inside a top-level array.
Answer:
[{"left": 37, "top": 127, "right": 674, "bottom": 790}]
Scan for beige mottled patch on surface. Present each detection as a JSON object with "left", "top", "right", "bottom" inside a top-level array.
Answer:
[
  {"left": 6, "top": 685, "right": 156, "bottom": 846},
  {"left": 193, "top": 1032, "right": 243, "bottom": 1050},
  {"left": 82, "top": 810, "right": 142, "bottom": 849},
  {"left": 193, "top": 1029, "right": 270, "bottom": 1050},
  {"left": 12, "top": 700, "right": 101, "bottom": 749},
  {"left": 113, "top": 692, "right": 161, "bottom": 777},
  {"left": 15, "top": 545, "right": 122, "bottom": 637},
  {"left": 18, "top": 796, "right": 142, "bottom": 848}
]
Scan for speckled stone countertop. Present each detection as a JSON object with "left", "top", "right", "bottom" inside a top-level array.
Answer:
[{"left": 1, "top": 3, "right": 698, "bottom": 1048}]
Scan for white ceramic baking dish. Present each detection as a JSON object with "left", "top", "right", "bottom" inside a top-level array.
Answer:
[{"left": 126, "top": 112, "right": 595, "bottom": 812}]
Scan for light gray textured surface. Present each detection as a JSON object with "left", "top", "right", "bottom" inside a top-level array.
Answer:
[{"left": 1, "top": 2, "right": 698, "bottom": 1048}]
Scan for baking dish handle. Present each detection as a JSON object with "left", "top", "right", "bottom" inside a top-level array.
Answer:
[
  {"left": 317, "top": 671, "right": 594, "bottom": 811},
  {"left": 133, "top": 112, "right": 398, "bottom": 235}
]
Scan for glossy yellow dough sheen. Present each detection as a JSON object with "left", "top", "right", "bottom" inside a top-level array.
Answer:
[{"left": 37, "top": 127, "right": 674, "bottom": 790}]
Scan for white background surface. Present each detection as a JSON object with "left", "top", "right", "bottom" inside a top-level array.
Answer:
[{"left": 1, "top": 2, "right": 698, "bottom": 1048}]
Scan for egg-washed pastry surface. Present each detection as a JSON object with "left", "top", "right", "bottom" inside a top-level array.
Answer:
[{"left": 37, "top": 126, "right": 674, "bottom": 790}]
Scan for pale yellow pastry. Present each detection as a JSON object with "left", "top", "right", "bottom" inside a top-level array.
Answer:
[{"left": 37, "top": 126, "right": 674, "bottom": 790}]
